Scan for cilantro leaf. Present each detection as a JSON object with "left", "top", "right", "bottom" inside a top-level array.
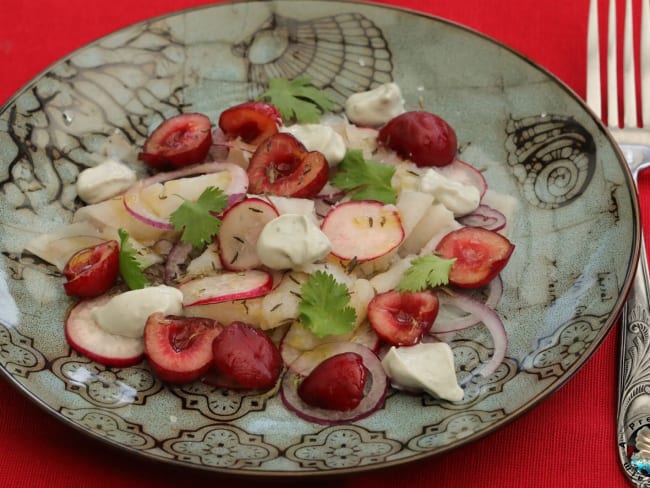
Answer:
[
  {"left": 396, "top": 255, "right": 456, "bottom": 292},
  {"left": 298, "top": 271, "right": 357, "bottom": 338},
  {"left": 118, "top": 228, "right": 149, "bottom": 290},
  {"left": 257, "top": 77, "right": 335, "bottom": 123},
  {"left": 330, "top": 149, "right": 397, "bottom": 204},
  {"left": 170, "top": 186, "right": 228, "bottom": 249}
]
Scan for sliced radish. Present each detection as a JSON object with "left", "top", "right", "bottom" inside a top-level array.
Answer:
[
  {"left": 217, "top": 197, "right": 279, "bottom": 270},
  {"left": 321, "top": 201, "right": 404, "bottom": 262},
  {"left": 123, "top": 162, "right": 249, "bottom": 230},
  {"left": 65, "top": 295, "right": 144, "bottom": 367},
  {"left": 281, "top": 342, "right": 387, "bottom": 424},
  {"left": 180, "top": 270, "right": 273, "bottom": 306},
  {"left": 436, "top": 158, "right": 487, "bottom": 198}
]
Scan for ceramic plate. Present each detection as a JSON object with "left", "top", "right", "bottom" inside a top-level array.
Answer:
[{"left": 0, "top": 0, "right": 639, "bottom": 476}]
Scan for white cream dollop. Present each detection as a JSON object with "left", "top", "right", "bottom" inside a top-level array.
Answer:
[
  {"left": 256, "top": 214, "right": 331, "bottom": 270},
  {"left": 280, "top": 124, "right": 346, "bottom": 167},
  {"left": 76, "top": 159, "right": 137, "bottom": 204},
  {"left": 381, "top": 342, "right": 464, "bottom": 402},
  {"left": 419, "top": 168, "right": 481, "bottom": 217},
  {"left": 91, "top": 285, "right": 183, "bottom": 338},
  {"left": 345, "top": 82, "right": 405, "bottom": 127}
]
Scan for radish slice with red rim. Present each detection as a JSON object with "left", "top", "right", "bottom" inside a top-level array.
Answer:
[
  {"left": 65, "top": 294, "right": 144, "bottom": 367},
  {"left": 321, "top": 201, "right": 404, "bottom": 262},
  {"left": 457, "top": 204, "right": 506, "bottom": 231},
  {"left": 123, "top": 162, "right": 249, "bottom": 230},
  {"left": 281, "top": 343, "right": 387, "bottom": 424},
  {"left": 123, "top": 193, "right": 175, "bottom": 230},
  {"left": 179, "top": 270, "right": 273, "bottom": 306},
  {"left": 217, "top": 197, "right": 279, "bottom": 271},
  {"left": 436, "top": 158, "right": 487, "bottom": 198},
  {"left": 432, "top": 291, "right": 507, "bottom": 377}
]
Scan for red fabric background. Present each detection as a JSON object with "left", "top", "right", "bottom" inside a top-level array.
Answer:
[{"left": 0, "top": 0, "right": 639, "bottom": 486}]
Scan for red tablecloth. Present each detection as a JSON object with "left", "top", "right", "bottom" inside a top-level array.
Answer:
[{"left": 0, "top": 0, "right": 639, "bottom": 486}]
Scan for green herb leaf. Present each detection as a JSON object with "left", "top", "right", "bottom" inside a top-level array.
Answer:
[
  {"left": 170, "top": 186, "right": 228, "bottom": 249},
  {"left": 396, "top": 255, "right": 456, "bottom": 292},
  {"left": 257, "top": 77, "right": 335, "bottom": 123},
  {"left": 330, "top": 149, "right": 397, "bottom": 204},
  {"left": 298, "top": 271, "right": 357, "bottom": 338},
  {"left": 118, "top": 228, "right": 149, "bottom": 290}
]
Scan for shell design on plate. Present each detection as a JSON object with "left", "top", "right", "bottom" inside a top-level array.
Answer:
[
  {"left": 232, "top": 12, "right": 394, "bottom": 107},
  {"left": 0, "top": 10, "right": 393, "bottom": 273},
  {"left": 505, "top": 115, "right": 596, "bottom": 209}
]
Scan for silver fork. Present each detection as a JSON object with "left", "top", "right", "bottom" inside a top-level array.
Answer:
[{"left": 587, "top": 0, "right": 650, "bottom": 485}]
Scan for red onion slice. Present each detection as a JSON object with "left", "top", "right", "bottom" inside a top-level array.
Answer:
[
  {"left": 315, "top": 182, "right": 345, "bottom": 202},
  {"left": 458, "top": 204, "right": 507, "bottom": 231},
  {"left": 164, "top": 241, "right": 193, "bottom": 284},
  {"left": 280, "top": 322, "right": 381, "bottom": 376},
  {"left": 122, "top": 162, "right": 249, "bottom": 230},
  {"left": 433, "top": 276, "right": 504, "bottom": 332},
  {"left": 484, "top": 274, "right": 504, "bottom": 309},
  {"left": 281, "top": 343, "right": 387, "bottom": 424},
  {"left": 432, "top": 291, "right": 507, "bottom": 377}
]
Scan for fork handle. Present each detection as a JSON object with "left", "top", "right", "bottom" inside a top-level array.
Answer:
[{"left": 618, "top": 234, "right": 650, "bottom": 486}]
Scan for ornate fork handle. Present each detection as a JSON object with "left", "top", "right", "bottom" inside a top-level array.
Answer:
[
  {"left": 617, "top": 144, "right": 650, "bottom": 486},
  {"left": 618, "top": 229, "right": 650, "bottom": 486}
]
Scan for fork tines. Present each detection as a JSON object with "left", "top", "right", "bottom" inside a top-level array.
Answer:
[{"left": 586, "top": 0, "right": 650, "bottom": 130}]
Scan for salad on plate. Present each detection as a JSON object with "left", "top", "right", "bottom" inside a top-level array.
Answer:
[{"left": 25, "top": 77, "right": 515, "bottom": 425}]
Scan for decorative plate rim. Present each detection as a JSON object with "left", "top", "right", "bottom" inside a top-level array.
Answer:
[{"left": 0, "top": 0, "right": 640, "bottom": 476}]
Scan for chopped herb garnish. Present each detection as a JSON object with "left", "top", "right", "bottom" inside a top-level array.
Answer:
[
  {"left": 118, "top": 228, "right": 149, "bottom": 290},
  {"left": 298, "top": 271, "right": 356, "bottom": 338},
  {"left": 257, "top": 77, "right": 335, "bottom": 124},
  {"left": 396, "top": 255, "right": 456, "bottom": 292},
  {"left": 331, "top": 149, "right": 397, "bottom": 204},
  {"left": 170, "top": 186, "right": 228, "bottom": 249}
]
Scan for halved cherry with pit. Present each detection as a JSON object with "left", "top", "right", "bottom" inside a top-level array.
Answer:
[
  {"left": 367, "top": 290, "right": 439, "bottom": 346},
  {"left": 63, "top": 240, "right": 119, "bottom": 298},
  {"left": 435, "top": 227, "right": 514, "bottom": 288},
  {"left": 144, "top": 313, "right": 223, "bottom": 383},
  {"left": 218, "top": 101, "right": 281, "bottom": 145},
  {"left": 138, "top": 113, "right": 212, "bottom": 170},
  {"left": 247, "top": 133, "right": 329, "bottom": 198}
]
